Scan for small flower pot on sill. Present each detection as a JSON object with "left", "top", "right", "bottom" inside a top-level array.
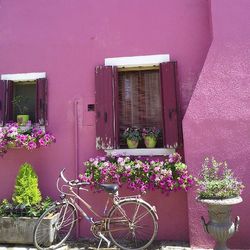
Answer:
[
  {"left": 127, "top": 139, "right": 139, "bottom": 149},
  {"left": 17, "top": 115, "right": 29, "bottom": 126},
  {"left": 144, "top": 136, "right": 157, "bottom": 148}
]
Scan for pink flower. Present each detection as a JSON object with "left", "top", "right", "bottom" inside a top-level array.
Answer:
[
  {"left": 39, "top": 138, "right": 46, "bottom": 146},
  {"left": 154, "top": 166, "right": 160, "bottom": 172},
  {"left": 27, "top": 141, "right": 37, "bottom": 150}
]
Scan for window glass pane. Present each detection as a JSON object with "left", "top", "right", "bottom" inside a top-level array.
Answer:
[
  {"left": 118, "top": 70, "right": 163, "bottom": 147},
  {"left": 13, "top": 82, "right": 36, "bottom": 122}
]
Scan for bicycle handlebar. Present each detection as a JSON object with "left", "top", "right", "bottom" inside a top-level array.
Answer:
[
  {"left": 59, "top": 168, "right": 90, "bottom": 187},
  {"left": 60, "top": 168, "right": 69, "bottom": 183}
]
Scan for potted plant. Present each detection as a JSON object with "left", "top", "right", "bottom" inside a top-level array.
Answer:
[
  {"left": 122, "top": 127, "right": 141, "bottom": 149},
  {"left": 142, "top": 127, "right": 161, "bottom": 148},
  {"left": 12, "top": 95, "right": 30, "bottom": 125},
  {"left": 196, "top": 157, "right": 244, "bottom": 250},
  {"left": 0, "top": 163, "right": 54, "bottom": 244}
]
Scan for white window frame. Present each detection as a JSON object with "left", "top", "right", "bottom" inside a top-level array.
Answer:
[
  {"left": 1, "top": 72, "right": 46, "bottom": 81},
  {"left": 105, "top": 54, "right": 170, "bottom": 68}
]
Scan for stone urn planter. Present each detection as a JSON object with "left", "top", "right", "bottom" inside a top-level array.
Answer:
[
  {"left": 198, "top": 196, "right": 242, "bottom": 250},
  {"left": 0, "top": 213, "right": 58, "bottom": 244}
]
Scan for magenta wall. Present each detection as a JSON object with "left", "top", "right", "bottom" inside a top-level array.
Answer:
[
  {"left": 0, "top": 0, "right": 211, "bottom": 242},
  {"left": 184, "top": 0, "right": 250, "bottom": 248}
]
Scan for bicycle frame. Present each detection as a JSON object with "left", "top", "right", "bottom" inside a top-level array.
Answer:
[{"left": 56, "top": 173, "right": 142, "bottom": 225}]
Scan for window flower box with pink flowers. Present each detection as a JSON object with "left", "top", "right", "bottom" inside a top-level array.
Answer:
[
  {"left": 80, "top": 153, "right": 194, "bottom": 194},
  {"left": 0, "top": 123, "right": 56, "bottom": 156}
]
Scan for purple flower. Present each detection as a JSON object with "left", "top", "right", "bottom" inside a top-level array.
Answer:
[
  {"left": 117, "top": 157, "right": 124, "bottom": 163},
  {"left": 168, "top": 153, "right": 181, "bottom": 163}
]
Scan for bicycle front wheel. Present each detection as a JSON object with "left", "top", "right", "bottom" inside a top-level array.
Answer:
[
  {"left": 33, "top": 202, "right": 77, "bottom": 250},
  {"left": 107, "top": 199, "right": 158, "bottom": 250}
]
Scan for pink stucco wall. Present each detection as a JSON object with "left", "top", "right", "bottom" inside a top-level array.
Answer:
[
  {"left": 184, "top": 0, "right": 250, "bottom": 248},
  {"left": 0, "top": 0, "right": 211, "bottom": 242}
]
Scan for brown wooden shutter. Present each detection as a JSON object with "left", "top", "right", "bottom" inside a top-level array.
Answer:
[
  {"left": 36, "top": 78, "right": 48, "bottom": 125},
  {"left": 0, "top": 80, "right": 6, "bottom": 126},
  {"left": 95, "top": 66, "right": 118, "bottom": 150},
  {"left": 160, "top": 62, "right": 183, "bottom": 148},
  {"left": 6, "top": 81, "right": 14, "bottom": 122}
]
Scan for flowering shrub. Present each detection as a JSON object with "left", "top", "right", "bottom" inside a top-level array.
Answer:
[
  {"left": 196, "top": 157, "right": 244, "bottom": 199},
  {"left": 80, "top": 153, "right": 194, "bottom": 194},
  {"left": 123, "top": 127, "right": 142, "bottom": 141},
  {"left": 142, "top": 127, "right": 161, "bottom": 139},
  {"left": 0, "top": 123, "right": 56, "bottom": 156}
]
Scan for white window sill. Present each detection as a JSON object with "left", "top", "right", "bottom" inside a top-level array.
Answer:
[{"left": 105, "top": 148, "right": 175, "bottom": 156}]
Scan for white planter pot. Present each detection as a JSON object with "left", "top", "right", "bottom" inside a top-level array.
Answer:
[{"left": 198, "top": 197, "right": 243, "bottom": 250}]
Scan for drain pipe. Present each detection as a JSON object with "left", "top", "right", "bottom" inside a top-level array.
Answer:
[{"left": 74, "top": 100, "right": 80, "bottom": 239}]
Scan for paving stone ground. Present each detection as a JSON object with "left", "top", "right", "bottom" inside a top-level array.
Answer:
[
  {"left": 68, "top": 239, "right": 191, "bottom": 250},
  {"left": 0, "top": 240, "right": 192, "bottom": 250}
]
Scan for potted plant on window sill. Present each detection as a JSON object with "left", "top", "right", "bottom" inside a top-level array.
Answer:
[
  {"left": 12, "top": 95, "right": 30, "bottom": 126},
  {"left": 0, "top": 163, "right": 54, "bottom": 244},
  {"left": 196, "top": 157, "right": 244, "bottom": 250},
  {"left": 122, "top": 127, "right": 141, "bottom": 149},
  {"left": 142, "top": 127, "right": 161, "bottom": 148}
]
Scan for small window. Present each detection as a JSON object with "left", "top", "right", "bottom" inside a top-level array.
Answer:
[
  {"left": 0, "top": 73, "right": 47, "bottom": 126},
  {"left": 13, "top": 81, "right": 36, "bottom": 122}
]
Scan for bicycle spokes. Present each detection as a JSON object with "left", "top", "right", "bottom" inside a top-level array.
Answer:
[{"left": 108, "top": 200, "right": 158, "bottom": 249}]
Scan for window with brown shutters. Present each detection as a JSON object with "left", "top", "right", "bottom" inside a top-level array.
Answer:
[
  {"left": 0, "top": 77, "right": 48, "bottom": 126},
  {"left": 95, "top": 61, "right": 182, "bottom": 150}
]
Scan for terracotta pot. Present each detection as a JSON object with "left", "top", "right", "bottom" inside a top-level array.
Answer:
[
  {"left": 198, "top": 196, "right": 242, "bottom": 250},
  {"left": 126, "top": 139, "right": 139, "bottom": 149},
  {"left": 144, "top": 136, "right": 157, "bottom": 148}
]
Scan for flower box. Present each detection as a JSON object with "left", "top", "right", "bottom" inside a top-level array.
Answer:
[
  {"left": 0, "top": 214, "right": 58, "bottom": 244},
  {"left": 0, "top": 123, "right": 56, "bottom": 156},
  {"left": 80, "top": 153, "right": 194, "bottom": 194}
]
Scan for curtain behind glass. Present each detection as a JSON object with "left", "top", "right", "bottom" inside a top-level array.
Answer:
[{"left": 118, "top": 70, "right": 163, "bottom": 147}]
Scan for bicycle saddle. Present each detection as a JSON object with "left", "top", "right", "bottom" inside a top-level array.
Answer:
[{"left": 99, "top": 184, "right": 119, "bottom": 193}]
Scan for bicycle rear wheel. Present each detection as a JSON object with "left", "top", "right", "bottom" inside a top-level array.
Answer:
[
  {"left": 33, "top": 202, "right": 77, "bottom": 250},
  {"left": 107, "top": 199, "right": 158, "bottom": 250}
]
